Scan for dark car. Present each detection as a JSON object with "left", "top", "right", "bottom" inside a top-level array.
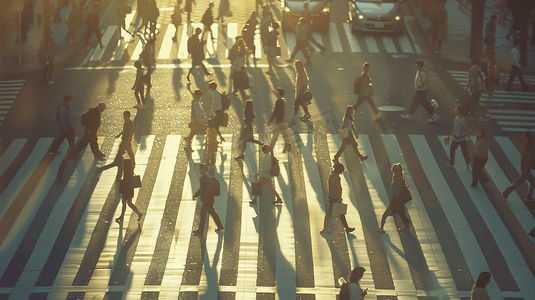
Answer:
[
  {"left": 281, "top": 0, "right": 332, "bottom": 33},
  {"left": 349, "top": 0, "right": 405, "bottom": 34}
]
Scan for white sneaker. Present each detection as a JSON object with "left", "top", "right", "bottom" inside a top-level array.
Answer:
[
  {"left": 431, "top": 99, "right": 438, "bottom": 109},
  {"left": 428, "top": 113, "right": 440, "bottom": 123},
  {"left": 48, "top": 81, "right": 54, "bottom": 86},
  {"left": 401, "top": 113, "right": 413, "bottom": 120}
]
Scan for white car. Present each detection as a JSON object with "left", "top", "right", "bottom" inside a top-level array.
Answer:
[{"left": 349, "top": 0, "right": 405, "bottom": 34}]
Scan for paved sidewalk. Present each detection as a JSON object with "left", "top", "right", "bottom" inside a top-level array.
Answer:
[{"left": 408, "top": 0, "right": 535, "bottom": 74}]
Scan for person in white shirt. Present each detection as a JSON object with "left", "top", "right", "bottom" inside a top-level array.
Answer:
[
  {"left": 505, "top": 39, "right": 529, "bottom": 91},
  {"left": 184, "top": 90, "right": 207, "bottom": 149},
  {"left": 209, "top": 81, "right": 222, "bottom": 117},
  {"left": 251, "top": 145, "right": 282, "bottom": 205},
  {"left": 339, "top": 266, "right": 367, "bottom": 300},
  {"left": 401, "top": 60, "right": 440, "bottom": 123}
]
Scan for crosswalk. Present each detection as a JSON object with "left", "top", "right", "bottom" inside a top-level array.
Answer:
[
  {"left": 0, "top": 133, "right": 534, "bottom": 299},
  {"left": 0, "top": 79, "right": 25, "bottom": 127},
  {"left": 448, "top": 70, "right": 535, "bottom": 132},
  {"left": 84, "top": 10, "right": 421, "bottom": 64}
]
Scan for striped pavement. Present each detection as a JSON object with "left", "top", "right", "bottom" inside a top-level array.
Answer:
[
  {"left": 0, "top": 79, "right": 26, "bottom": 127},
  {"left": 0, "top": 133, "right": 534, "bottom": 299}
]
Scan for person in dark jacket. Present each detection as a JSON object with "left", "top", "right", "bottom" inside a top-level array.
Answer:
[
  {"left": 201, "top": 2, "right": 215, "bottom": 41},
  {"left": 502, "top": 132, "right": 535, "bottom": 201},
  {"left": 116, "top": 159, "right": 142, "bottom": 223},
  {"left": 133, "top": 60, "right": 147, "bottom": 109},
  {"left": 187, "top": 27, "right": 212, "bottom": 82},
  {"left": 73, "top": 103, "right": 106, "bottom": 158},
  {"left": 84, "top": 5, "right": 104, "bottom": 48},
  {"left": 320, "top": 161, "right": 355, "bottom": 234},
  {"left": 49, "top": 96, "right": 75, "bottom": 155},
  {"left": 268, "top": 88, "right": 290, "bottom": 153},
  {"left": 376, "top": 163, "right": 411, "bottom": 233},
  {"left": 193, "top": 163, "right": 224, "bottom": 234},
  {"left": 285, "top": 17, "right": 311, "bottom": 65},
  {"left": 235, "top": 100, "right": 263, "bottom": 160}
]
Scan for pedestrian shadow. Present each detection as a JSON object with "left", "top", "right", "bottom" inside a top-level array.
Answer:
[
  {"left": 172, "top": 67, "right": 184, "bottom": 103},
  {"left": 198, "top": 231, "right": 224, "bottom": 299},
  {"left": 382, "top": 233, "right": 407, "bottom": 260},
  {"left": 107, "top": 71, "right": 119, "bottom": 94}
]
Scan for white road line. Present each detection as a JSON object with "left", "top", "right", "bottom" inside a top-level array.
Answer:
[
  {"left": 253, "top": 24, "right": 262, "bottom": 58},
  {"left": 0, "top": 91, "right": 20, "bottom": 95},
  {"left": 310, "top": 32, "right": 324, "bottom": 52},
  {"left": 381, "top": 36, "right": 397, "bottom": 53},
  {"left": 0, "top": 96, "right": 17, "bottom": 99},
  {"left": 158, "top": 24, "right": 176, "bottom": 60},
  {"left": 84, "top": 136, "right": 153, "bottom": 299},
  {"left": 90, "top": 26, "right": 118, "bottom": 61},
  {"left": 501, "top": 127, "right": 535, "bottom": 132},
  {"left": 112, "top": 10, "right": 137, "bottom": 61},
  {"left": 0, "top": 80, "right": 26, "bottom": 83},
  {"left": 404, "top": 26, "right": 421, "bottom": 53},
  {"left": 488, "top": 110, "right": 535, "bottom": 115},
  {"left": 487, "top": 115, "right": 535, "bottom": 121},
  {"left": 0, "top": 139, "right": 26, "bottom": 177},
  {"left": 225, "top": 23, "right": 238, "bottom": 59},
  {"left": 364, "top": 36, "right": 379, "bottom": 53},
  {"left": 235, "top": 136, "right": 260, "bottom": 299},
  {"left": 299, "top": 135, "right": 334, "bottom": 299},
  {"left": 398, "top": 33, "right": 414, "bottom": 53},
  {"left": 82, "top": 49, "right": 95, "bottom": 64},
  {"left": 124, "top": 136, "right": 181, "bottom": 299},
  {"left": 206, "top": 23, "right": 219, "bottom": 59},
  {"left": 0, "top": 87, "right": 22, "bottom": 91},
  {"left": 412, "top": 135, "right": 505, "bottom": 300},
  {"left": 283, "top": 32, "right": 296, "bottom": 57},
  {"left": 329, "top": 23, "right": 343, "bottom": 53},
  {"left": 342, "top": 23, "right": 361, "bottom": 52},
  {"left": 273, "top": 142, "right": 296, "bottom": 300},
  {"left": 497, "top": 121, "right": 535, "bottom": 127}
]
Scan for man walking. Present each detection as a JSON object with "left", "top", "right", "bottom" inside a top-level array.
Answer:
[
  {"left": 251, "top": 145, "right": 282, "bottom": 205},
  {"left": 73, "top": 103, "right": 106, "bottom": 159},
  {"left": 193, "top": 163, "right": 224, "bottom": 234},
  {"left": 85, "top": 5, "right": 104, "bottom": 48},
  {"left": 268, "top": 88, "right": 291, "bottom": 153},
  {"left": 100, "top": 111, "right": 135, "bottom": 182},
  {"left": 401, "top": 60, "right": 440, "bottom": 122},
  {"left": 285, "top": 18, "right": 311, "bottom": 65},
  {"left": 320, "top": 161, "right": 355, "bottom": 234},
  {"left": 184, "top": 90, "right": 207, "bottom": 149},
  {"left": 505, "top": 39, "right": 529, "bottom": 91},
  {"left": 187, "top": 27, "right": 212, "bottom": 82},
  {"left": 484, "top": 15, "right": 497, "bottom": 53},
  {"left": 303, "top": 5, "right": 326, "bottom": 54},
  {"left": 502, "top": 132, "right": 535, "bottom": 202},
  {"left": 49, "top": 96, "right": 75, "bottom": 155},
  {"left": 201, "top": 2, "right": 215, "bottom": 41}
]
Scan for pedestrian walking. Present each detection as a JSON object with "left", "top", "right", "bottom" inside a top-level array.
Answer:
[
  {"left": 292, "top": 60, "right": 312, "bottom": 121},
  {"left": 132, "top": 60, "right": 147, "bottom": 109},
  {"left": 236, "top": 100, "right": 263, "bottom": 160},
  {"left": 201, "top": 2, "right": 215, "bottom": 41},
  {"left": 430, "top": 4, "right": 447, "bottom": 52},
  {"left": 333, "top": 106, "right": 368, "bottom": 163},
  {"left": 469, "top": 128, "right": 489, "bottom": 188},
  {"left": 140, "top": 39, "right": 154, "bottom": 87},
  {"left": 502, "top": 132, "right": 535, "bottom": 201},
  {"left": 144, "top": 0, "right": 159, "bottom": 40},
  {"left": 471, "top": 271, "right": 492, "bottom": 300},
  {"left": 218, "top": 0, "right": 232, "bottom": 22},
  {"left": 251, "top": 145, "right": 283, "bottom": 205},
  {"left": 184, "top": 0, "right": 195, "bottom": 23},
  {"left": 209, "top": 81, "right": 223, "bottom": 118},
  {"left": 375, "top": 163, "right": 411, "bottom": 233},
  {"left": 445, "top": 105, "right": 470, "bottom": 169},
  {"left": 84, "top": 5, "right": 104, "bottom": 48},
  {"left": 51, "top": 0, "right": 68, "bottom": 23},
  {"left": 320, "top": 161, "right": 355, "bottom": 234},
  {"left": 505, "top": 18, "right": 517, "bottom": 41},
  {"left": 260, "top": 6, "right": 273, "bottom": 46},
  {"left": 352, "top": 62, "right": 380, "bottom": 120},
  {"left": 485, "top": 50, "right": 500, "bottom": 97},
  {"left": 265, "top": 21, "right": 280, "bottom": 74},
  {"left": 484, "top": 15, "right": 497, "bottom": 53},
  {"left": 73, "top": 103, "right": 106, "bottom": 159},
  {"left": 338, "top": 266, "right": 368, "bottom": 300},
  {"left": 187, "top": 27, "right": 212, "bottom": 82},
  {"left": 285, "top": 18, "right": 311, "bottom": 65},
  {"left": 505, "top": 39, "right": 529, "bottom": 91},
  {"left": 231, "top": 38, "right": 250, "bottom": 96},
  {"left": 242, "top": 12, "right": 259, "bottom": 60},
  {"left": 67, "top": 5, "right": 82, "bottom": 45},
  {"left": 35, "top": 0, "right": 43, "bottom": 27},
  {"left": 193, "top": 163, "right": 224, "bottom": 234},
  {"left": 41, "top": 30, "right": 54, "bottom": 86},
  {"left": 184, "top": 90, "right": 207, "bottom": 149},
  {"left": 228, "top": 35, "right": 242, "bottom": 93},
  {"left": 466, "top": 56, "right": 489, "bottom": 121},
  {"left": 303, "top": 4, "right": 327, "bottom": 54},
  {"left": 530, "top": 7, "right": 535, "bottom": 46},
  {"left": 268, "top": 88, "right": 291, "bottom": 153},
  {"left": 498, "top": 0, "right": 508, "bottom": 26},
  {"left": 171, "top": 4, "right": 182, "bottom": 41},
  {"left": 205, "top": 116, "right": 225, "bottom": 168},
  {"left": 116, "top": 158, "right": 143, "bottom": 223},
  {"left": 100, "top": 111, "right": 136, "bottom": 182},
  {"left": 117, "top": 0, "right": 131, "bottom": 39},
  {"left": 401, "top": 60, "right": 440, "bottom": 122},
  {"left": 49, "top": 96, "right": 75, "bottom": 155}
]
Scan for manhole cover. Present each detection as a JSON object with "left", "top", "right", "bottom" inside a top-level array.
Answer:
[{"left": 379, "top": 106, "right": 406, "bottom": 112}]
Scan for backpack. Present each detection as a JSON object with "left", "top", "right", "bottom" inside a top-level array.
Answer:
[
  {"left": 209, "top": 176, "right": 221, "bottom": 196},
  {"left": 270, "top": 155, "right": 280, "bottom": 177},
  {"left": 353, "top": 75, "right": 366, "bottom": 94},
  {"left": 338, "top": 282, "right": 350, "bottom": 300},
  {"left": 81, "top": 110, "right": 90, "bottom": 126},
  {"left": 227, "top": 44, "right": 239, "bottom": 62},
  {"left": 221, "top": 92, "right": 231, "bottom": 111}
]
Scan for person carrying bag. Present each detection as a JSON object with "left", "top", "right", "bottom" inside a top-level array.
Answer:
[{"left": 376, "top": 163, "right": 412, "bottom": 233}]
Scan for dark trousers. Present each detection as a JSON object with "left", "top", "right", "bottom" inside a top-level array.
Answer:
[
  {"left": 353, "top": 94, "right": 378, "bottom": 115},
  {"left": 50, "top": 127, "right": 75, "bottom": 152},
  {"left": 41, "top": 62, "right": 53, "bottom": 83},
  {"left": 380, "top": 202, "right": 409, "bottom": 229},
  {"left": 469, "top": 90, "right": 483, "bottom": 118},
  {"left": 322, "top": 199, "right": 349, "bottom": 230},
  {"left": 449, "top": 139, "right": 470, "bottom": 166},
  {"left": 408, "top": 90, "right": 435, "bottom": 116},
  {"left": 134, "top": 85, "right": 145, "bottom": 105},
  {"left": 85, "top": 26, "right": 103, "bottom": 46},
  {"left": 197, "top": 202, "right": 223, "bottom": 232},
  {"left": 471, "top": 155, "right": 488, "bottom": 186},
  {"left": 504, "top": 171, "right": 535, "bottom": 198},
  {"left": 75, "top": 129, "right": 102, "bottom": 156},
  {"left": 307, "top": 31, "right": 326, "bottom": 51},
  {"left": 289, "top": 39, "right": 310, "bottom": 63},
  {"left": 506, "top": 65, "right": 527, "bottom": 88},
  {"left": 293, "top": 99, "right": 310, "bottom": 116},
  {"left": 334, "top": 134, "right": 363, "bottom": 159}
]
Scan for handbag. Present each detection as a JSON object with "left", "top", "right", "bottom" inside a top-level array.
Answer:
[
  {"left": 298, "top": 91, "right": 313, "bottom": 106},
  {"left": 332, "top": 202, "right": 348, "bottom": 215},
  {"left": 399, "top": 186, "right": 412, "bottom": 204},
  {"left": 252, "top": 182, "right": 262, "bottom": 196},
  {"left": 132, "top": 175, "right": 142, "bottom": 188},
  {"left": 361, "top": 84, "right": 374, "bottom": 97},
  {"left": 339, "top": 127, "right": 350, "bottom": 139}
]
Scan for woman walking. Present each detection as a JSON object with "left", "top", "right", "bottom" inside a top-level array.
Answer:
[
  {"left": 265, "top": 21, "right": 280, "bottom": 74},
  {"left": 339, "top": 266, "right": 368, "bottom": 300},
  {"left": 502, "top": 132, "right": 535, "bottom": 201},
  {"left": 236, "top": 100, "right": 263, "bottom": 160},
  {"left": 293, "top": 60, "right": 311, "bottom": 121},
  {"left": 375, "top": 163, "right": 411, "bottom": 233},
  {"left": 466, "top": 57, "right": 488, "bottom": 121},
  {"left": 117, "top": 159, "right": 142, "bottom": 223},
  {"left": 470, "top": 128, "right": 489, "bottom": 188},
  {"left": 471, "top": 271, "right": 492, "bottom": 300},
  {"left": 333, "top": 106, "right": 368, "bottom": 163},
  {"left": 446, "top": 105, "right": 470, "bottom": 169},
  {"left": 132, "top": 60, "right": 146, "bottom": 109},
  {"left": 231, "top": 39, "right": 250, "bottom": 96},
  {"left": 353, "top": 62, "right": 380, "bottom": 120}
]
